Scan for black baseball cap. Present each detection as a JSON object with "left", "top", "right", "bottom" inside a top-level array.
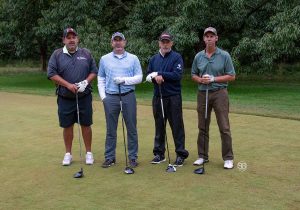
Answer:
[
  {"left": 159, "top": 32, "right": 173, "bottom": 41},
  {"left": 63, "top": 28, "right": 77, "bottom": 37}
]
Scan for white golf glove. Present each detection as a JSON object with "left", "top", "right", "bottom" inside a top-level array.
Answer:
[
  {"left": 75, "top": 80, "right": 88, "bottom": 92},
  {"left": 113, "top": 77, "right": 125, "bottom": 84},
  {"left": 145, "top": 72, "right": 158, "bottom": 82},
  {"left": 203, "top": 74, "right": 215, "bottom": 83}
]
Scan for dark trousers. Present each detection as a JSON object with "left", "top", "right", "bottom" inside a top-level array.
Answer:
[
  {"left": 152, "top": 94, "right": 189, "bottom": 159},
  {"left": 197, "top": 88, "right": 234, "bottom": 160}
]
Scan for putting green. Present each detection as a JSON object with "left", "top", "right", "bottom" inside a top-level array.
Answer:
[{"left": 0, "top": 92, "right": 299, "bottom": 210}]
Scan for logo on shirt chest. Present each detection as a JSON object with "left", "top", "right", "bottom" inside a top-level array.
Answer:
[
  {"left": 177, "top": 64, "right": 182, "bottom": 70},
  {"left": 77, "top": 56, "right": 87, "bottom": 60}
]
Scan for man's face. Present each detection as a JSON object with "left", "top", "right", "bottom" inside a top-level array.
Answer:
[
  {"left": 111, "top": 37, "right": 126, "bottom": 52},
  {"left": 203, "top": 32, "right": 218, "bottom": 47},
  {"left": 159, "top": 39, "right": 173, "bottom": 54},
  {"left": 63, "top": 33, "right": 79, "bottom": 52}
]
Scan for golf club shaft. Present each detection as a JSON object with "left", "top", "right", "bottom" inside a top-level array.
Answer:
[
  {"left": 158, "top": 84, "right": 171, "bottom": 165},
  {"left": 76, "top": 93, "right": 83, "bottom": 167},
  {"left": 118, "top": 85, "right": 129, "bottom": 167}
]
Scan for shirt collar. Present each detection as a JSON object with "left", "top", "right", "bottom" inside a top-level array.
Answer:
[
  {"left": 63, "top": 46, "right": 78, "bottom": 56},
  {"left": 203, "top": 47, "right": 220, "bottom": 55},
  {"left": 113, "top": 51, "right": 127, "bottom": 59},
  {"left": 159, "top": 49, "right": 172, "bottom": 57}
]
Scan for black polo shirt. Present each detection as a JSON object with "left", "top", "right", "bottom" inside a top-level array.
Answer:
[{"left": 47, "top": 47, "right": 98, "bottom": 98}]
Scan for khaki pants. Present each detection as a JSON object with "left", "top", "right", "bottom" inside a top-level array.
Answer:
[{"left": 197, "top": 88, "right": 234, "bottom": 160}]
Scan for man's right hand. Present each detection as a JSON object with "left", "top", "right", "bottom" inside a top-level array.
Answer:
[{"left": 67, "top": 83, "right": 78, "bottom": 93}]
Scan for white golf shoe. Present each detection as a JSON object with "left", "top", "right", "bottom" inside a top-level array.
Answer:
[
  {"left": 224, "top": 160, "right": 234, "bottom": 169},
  {"left": 193, "top": 158, "right": 204, "bottom": 165},
  {"left": 193, "top": 158, "right": 208, "bottom": 165},
  {"left": 85, "top": 152, "right": 94, "bottom": 165},
  {"left": 62, "top": 153, "right": 72, "bottom": 166}
]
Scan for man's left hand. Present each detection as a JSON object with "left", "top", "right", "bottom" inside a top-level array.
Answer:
[
  {"left": 155, "top": 75, "right": 164, "bottom": 85},
  {"left": 75, "top": 80, "right": 88, "bottom": 92},
  {"left": 113, "top": 77, "right": 125, "bottom": 84}
]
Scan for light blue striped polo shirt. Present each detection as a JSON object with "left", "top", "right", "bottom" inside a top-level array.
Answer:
[{"left": 98, "top": 51, "right": 142, "bottom": 94}]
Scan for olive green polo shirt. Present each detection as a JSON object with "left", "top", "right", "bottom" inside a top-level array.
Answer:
[{"left": 191, "top": 47, "right": 235, "bottom": 91}]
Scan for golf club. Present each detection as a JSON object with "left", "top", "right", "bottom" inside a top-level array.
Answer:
[
  {"left": 73, "top": 92, "right": 84, "bottom": 178},
  {"left": 118, "top": 85, "right": 134, "bottom": 175},
  {"left": 194, "top": 84, "right": 208, "bottom": 175},
  {"left": 158, "top": 84, "right": 176, "bottom": 173}
]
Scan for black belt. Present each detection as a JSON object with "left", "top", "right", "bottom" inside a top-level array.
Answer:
[
  {"left": 58, "top": 92, "right": 91, "bottom": 100},
  {"left": 107, "top": 89, "right": 134, "bottom": 96}
]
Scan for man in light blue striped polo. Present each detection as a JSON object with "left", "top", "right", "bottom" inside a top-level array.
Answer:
[{"left": 97, "top": 32, "right": 143, "bottom": 168}]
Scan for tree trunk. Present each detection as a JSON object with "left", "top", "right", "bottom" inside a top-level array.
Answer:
[{"left": 40, "top": 41, "right": 47, "bottom": 71}]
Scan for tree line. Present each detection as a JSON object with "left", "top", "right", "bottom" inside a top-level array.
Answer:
[{"left": 0, "top": 0, "right": 299, "bottom": 73}]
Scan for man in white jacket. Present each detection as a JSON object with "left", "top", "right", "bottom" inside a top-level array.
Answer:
[{"left": 97, "top": 32, "right": 143, "bottom": 168}]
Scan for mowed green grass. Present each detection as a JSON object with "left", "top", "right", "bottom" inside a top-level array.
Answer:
[
  {"left": 1, "top": 71, "right": 300, "bottom": 120},
  {"left": 0, "top": 92, "right": 299, "bottom": 210}
]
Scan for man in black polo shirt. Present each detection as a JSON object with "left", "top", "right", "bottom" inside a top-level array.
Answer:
[
  {"left": 47, "top": 28, "right": 98, "bottom": 166},
  {"left": 146, "top": 32, "right": 189, "bottom": 167}
]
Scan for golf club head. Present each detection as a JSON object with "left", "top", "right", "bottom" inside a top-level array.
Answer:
[
  {"left": 73, "top": 168, "right": 84, "bottom": 178},
  {"left": 166, "top": 164, "right": 176, "bottom": 173},
  {"left": 194, "top": 167, "right": 205, "bottom": 175},
  {"left": 124, "top": 167, "right": 134, "bottom": 174}
]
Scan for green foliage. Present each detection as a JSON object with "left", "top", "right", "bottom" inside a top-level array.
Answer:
[
  {"left": 35, "top": 0, "right": 108, "bottom": 54},
  {"left": 0, "top": 0, "right": 49, "bottom": 58},
  {"left": 0, "top": 0, "right": 300, "bottom": 73},
  {"left": 233, "top": 0, "right": 300, "bottom": 72},
  {"left": 34, "top": 0, "right": 136, "bottom": 62},
  {"left": 77, "top": 19, "right": 111, "bottom": 61},
  {"left": 125, "top": 0, "right": 180, "bottom": 63}
]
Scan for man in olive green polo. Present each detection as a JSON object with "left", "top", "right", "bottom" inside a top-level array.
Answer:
[{"left": 191, "top": 27, "right": 236, "bottom": 169}]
